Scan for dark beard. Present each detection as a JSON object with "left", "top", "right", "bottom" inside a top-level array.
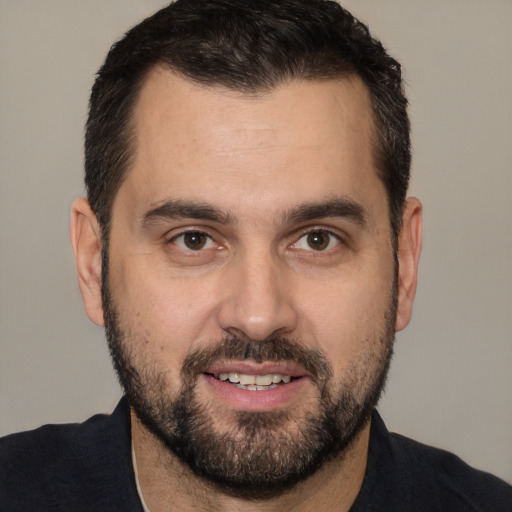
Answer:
[{"left": 102, "top": 252, "right": 396, "bottom": 499}]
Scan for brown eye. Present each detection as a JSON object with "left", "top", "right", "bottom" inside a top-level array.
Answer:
[
  {"left": 184, "top": 232, "right": 207, "bottom": 249},
  {"left": 306, "top": 231, "right": 330, "bottom": 251},
  {"left": 292, "top": 230, "right": 340, "bottom": 252},
  {"left": 173, "top": 231, "right": 215, "bottom": 251}
]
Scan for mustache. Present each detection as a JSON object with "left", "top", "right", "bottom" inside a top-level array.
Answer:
[{"left": 181, "top": 336, "right": 333, "bottom": 383}]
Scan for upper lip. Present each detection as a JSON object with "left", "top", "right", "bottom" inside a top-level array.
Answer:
[{"left": 205, "top": 360, "right": 309, "bottom": 378}]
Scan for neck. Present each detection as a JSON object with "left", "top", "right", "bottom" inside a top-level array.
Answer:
[{"left": 131, "top": 411, "right": 370, "bottom": 512}]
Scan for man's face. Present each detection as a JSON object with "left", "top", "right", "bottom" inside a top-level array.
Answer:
[{"left": 103, "top": 70, "right": 400, "bottom": 496}]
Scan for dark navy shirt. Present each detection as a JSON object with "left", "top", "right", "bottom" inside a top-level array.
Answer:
[{"left": 1, "top": 399, "right": 510, "bottom": 511}]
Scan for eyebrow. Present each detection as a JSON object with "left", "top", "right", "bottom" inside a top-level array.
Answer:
[
  {"left": 285, "top": 197, "right": 367, "bottom": 227},
  {"left": 141, "top": 196, "right": 367, "bottom": 228},
  {"left": 142, "top": 199, "right": 234, "bottom": 227}
]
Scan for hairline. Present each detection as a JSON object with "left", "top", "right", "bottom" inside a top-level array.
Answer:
[{"left": 100, "top": 65, "right": 395, "bottom": 246}]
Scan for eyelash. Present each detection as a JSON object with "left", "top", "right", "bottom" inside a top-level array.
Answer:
[
  {"left": 292, "top": 229, "right": 342, "bottom": 252},
  {"left": 168, "top": 228, "right": 343, "bottom": 253},
  {"left": 169, "top": 230, "right": 217, "bottom": 252}
]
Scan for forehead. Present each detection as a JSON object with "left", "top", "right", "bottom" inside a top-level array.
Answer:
[{"left": 117, "top": 68, "right": 383, "bottom": 221}]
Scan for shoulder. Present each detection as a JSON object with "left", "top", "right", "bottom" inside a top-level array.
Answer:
[
  {"left": 0, "top": 399, "right": 141, "bottom": 511},
  {"left": 353, "top": 411, "right": 512, "bottom": 511},
  {"left": 0, "top": 414, "right": 105, "bottom": 509},
  {"left": 0, "top": 409, "right": 113, "bottom": 463},
  {"left": 389, "top": 430, "right": 511, "bottom": 509}
]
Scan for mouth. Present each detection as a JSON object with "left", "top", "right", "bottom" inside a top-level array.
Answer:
[
  {"left": 207, "top": 372, "right": 296, "bottom": 391},
  {"left": 199, "top": 362, "right": 311, "bottom": 411}
]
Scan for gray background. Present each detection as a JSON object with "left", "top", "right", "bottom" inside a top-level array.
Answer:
[{"left": 1, "top": 1, "right": 511, "bottom": 482}]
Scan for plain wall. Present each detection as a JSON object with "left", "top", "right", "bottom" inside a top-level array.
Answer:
[{"left": 1, "top": 0, "right": 510, "bottom": 483}]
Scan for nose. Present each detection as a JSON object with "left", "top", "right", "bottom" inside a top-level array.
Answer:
[{"left": 217, "top": 250, "right": 298, "bottom": 341}]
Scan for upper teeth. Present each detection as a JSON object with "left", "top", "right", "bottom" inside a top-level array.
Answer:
[{"left": 217, "top": 373, "right": 291, "bottom": 386}]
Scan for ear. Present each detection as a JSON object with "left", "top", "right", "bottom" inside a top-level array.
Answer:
[
  {"left": 70, "top": 198, "right": 105, "bottom": 326},
  {"left": 395, "top": 197, "right": 423, "bottom": 332}
]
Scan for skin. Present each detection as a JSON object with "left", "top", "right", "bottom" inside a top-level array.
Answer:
[{"left": 71, "top": 69, "right": 422, "bottom": 511}]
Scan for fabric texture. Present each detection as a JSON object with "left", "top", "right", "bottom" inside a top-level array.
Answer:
[{"left": 1, "top": 398, "right": 510, "bottom": 511}]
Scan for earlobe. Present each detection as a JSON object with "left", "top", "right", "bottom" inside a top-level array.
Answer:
[
  {"left": 395, "top": 197, "right": 423, "bottom": 332},
  {"left": 70, "top": 198, "right": 105, "bottom": 327}
]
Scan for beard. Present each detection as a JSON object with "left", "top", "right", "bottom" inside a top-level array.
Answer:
[{"left": 102, "top": 254, "right": 397, "bottom": 499}]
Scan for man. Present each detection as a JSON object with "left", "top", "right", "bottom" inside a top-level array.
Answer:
[{"left": 1, "top": 0, "right": 510, "bottom": 510}]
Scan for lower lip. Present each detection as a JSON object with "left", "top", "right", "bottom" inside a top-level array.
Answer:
[{"left": 200, "top": 374, "right": 310, "bottom": 411}]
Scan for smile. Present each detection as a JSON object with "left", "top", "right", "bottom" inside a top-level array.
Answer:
[
  {"left": 212, "top": 372, "right": 293, "bottom": 390},
  {"left": 201, "top": 368, "right": 309, "bottom": 410}
]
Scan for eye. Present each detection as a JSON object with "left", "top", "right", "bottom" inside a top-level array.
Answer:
[
  {"left": 293, "top": 230, "right": 340, "bottom": 251},
  {"left": 171, "top": 231, "right": 216, "bottom": 251}
]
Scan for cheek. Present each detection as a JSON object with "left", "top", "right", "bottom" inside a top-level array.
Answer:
[
  {"left": 297, "top": 265, "right": 394, "bottom": 359},
  {"left": 108, "top": 253, "right": 222, "bottom": 360}
]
